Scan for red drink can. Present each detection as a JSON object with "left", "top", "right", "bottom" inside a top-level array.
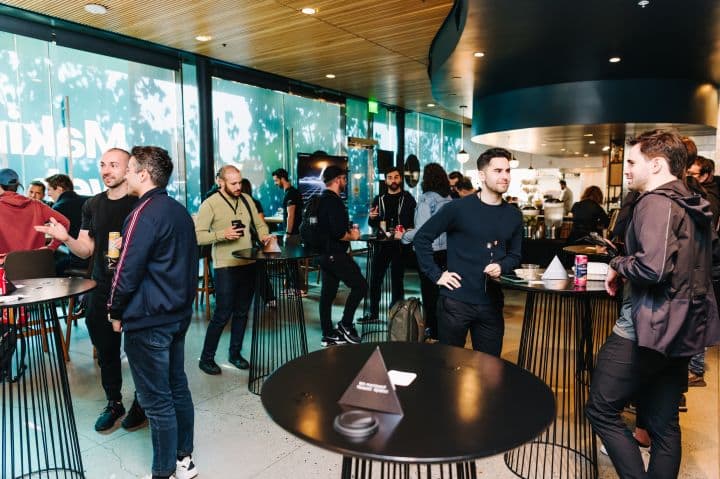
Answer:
[
  {"left": 574, "top": 254, "right": 588, "bottom": 287},
  {"left": 0, "top": 266, "right": 6, "bottom": 295}
]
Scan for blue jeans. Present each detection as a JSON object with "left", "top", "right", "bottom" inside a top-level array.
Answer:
[
  {"left": 586, "top": 333, "right": 689, "bottom": 479},
  {"left": 201, "top": 264, "right": 256, "bottom": 361},
  {"left": 124, "top": 315, "right": 194, "bottom": 477}
]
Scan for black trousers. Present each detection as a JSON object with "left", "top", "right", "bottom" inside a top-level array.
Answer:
[
  {"left": 586, "top": 333, "right": 689, "bottom": 479},
  {"left": 369, "top": 242, "right": 405, "bottom": 318},
  {"left": 437, "top": 291, "right": 504, "bottom": 356},
  {"left": 318, "top": 252, "right": 367, "bottom": 335},
  {"left": 418, "top": 250, "right": 447, "bottom": 339},
  {"left": 85, "top": 286, "right": 123, "bottom": 402},
  {"left": 201, "top": 264, "right": 256, "bottom": 361}
]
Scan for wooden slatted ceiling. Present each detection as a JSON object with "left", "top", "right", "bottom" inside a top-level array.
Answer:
[{"left": 2, "top": 0, "right": 459, "bottom": 119}]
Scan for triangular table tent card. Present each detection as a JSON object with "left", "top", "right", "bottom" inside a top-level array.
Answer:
[
  {"left": 338, "top": 346, "right": 403, "bottom": 416},
  {"left": 542, "top": 255, "right": 568, "bottom": 280}
]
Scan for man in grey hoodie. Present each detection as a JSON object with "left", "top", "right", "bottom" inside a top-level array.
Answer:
[{"left": 585, "top": 129, "right": 720, "bottom": 479}]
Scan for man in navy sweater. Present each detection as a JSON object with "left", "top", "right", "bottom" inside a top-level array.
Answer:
[
  {"left": 414, "top": 147, "right": 522, "bottom": 356},
  {"left": 107, "top": 146, "right": 199, "bottom": 479}
]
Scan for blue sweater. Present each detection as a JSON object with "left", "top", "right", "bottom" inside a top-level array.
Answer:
[{"left": 414, "top": 194, "right": 523, "bottom": 305}]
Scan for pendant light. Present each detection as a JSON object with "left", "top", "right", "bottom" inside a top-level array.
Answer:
[{"left": 456, "top": 105, "right": 470, "bottom": 164}]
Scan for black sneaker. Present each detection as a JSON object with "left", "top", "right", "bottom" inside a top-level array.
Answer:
[
  {"left": 321, "top": 331, "right": 347, "bottom": 347},
  {"left": 337, "top": 322, "right": 361, "bottom": 344},
  {"left": 229, "top": 354, "right": 250, "bottom": 370},
  {"left": 95, "top": 401, "right": 125, "bottom": 432},
  {"left": 199, "top": 358, "right": 221, "bottom": 375},
  {"left": 121, "top": 398, "right": 147, "bottom": 430},
  {"left": 688, "top": 372, "right": 706, "bottom": 387}
]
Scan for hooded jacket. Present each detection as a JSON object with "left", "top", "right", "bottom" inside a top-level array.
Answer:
[
  {"left": 610, "top": 179, "right": 720, "bottom": 356},
  {"left": 0, "top": 191, "right": 70, "bottom": 254}
]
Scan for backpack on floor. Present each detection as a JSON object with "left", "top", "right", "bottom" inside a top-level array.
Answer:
[
  {"left": 300, "top": 195, "right": 323, "bottom": 251},
  {"left": 388, "top": 297, "right": 425, "bottom": 342}
]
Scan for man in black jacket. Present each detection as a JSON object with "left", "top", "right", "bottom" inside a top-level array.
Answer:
[
  {"left": 317, "top": 165, "right": 366, "bottom": 346},
  {"left": 46, "top": 174, "right": 90, "bottom": 274},
  {"left": 366, "top": 167, "right": 416, "bottom": 321},
  {"left": 107, "top": 146, "right": 199, "bottom": 479},
  {"left": 586, "top": 129, "right": 720, "bottom": 479}
]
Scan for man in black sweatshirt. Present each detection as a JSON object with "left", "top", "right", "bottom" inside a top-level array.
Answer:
[
  {"left": 367, "top": 166, "right": 416, "bottom": 320},
  {"left": 414, "top": 148, "right": 522, "bottom": 356},
  {"left": 317, "top": 165, "right": 367, "bottom": 347}
]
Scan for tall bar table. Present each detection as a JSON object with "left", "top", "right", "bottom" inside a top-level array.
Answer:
[
  {"left": 497, "top": 276, "right": 620, "bottom": 479},
  {"left": 357, "top": 234, "right": 398, "bottom": 342},
  {"left": 1, "top": 277, "right": 96, "bottom": 479},
  {"left": 262, "top": 342, "right": 555, "bottom": 479},
  {"left": 233, "top": 245, "right": 317, "bottom": 394}
]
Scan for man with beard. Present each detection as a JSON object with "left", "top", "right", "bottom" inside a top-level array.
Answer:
[
  {"left": 414, "top": 148, "right": 522, "bottom": 355},
  {"left": 195, "top": 164, "right": 271, "bottom": 375},
  {"left": 586, "top": 129, "right": 720, "bottom": 479},
  {"left": 272, "top": 167, "right": 305, "bottom": 292},
  {"left": 366, "top": 166, "right": 416, "bottom": 322},
  {"left": 316, "top": 165, "right": 366, "bottom": 346},
  {"left": 36, "top": 148, "right": 146, "bottom": 432}
]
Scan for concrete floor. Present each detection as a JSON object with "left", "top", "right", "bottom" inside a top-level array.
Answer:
[{"left": 61, "top": 269, "right": 719, "bottom": 479}]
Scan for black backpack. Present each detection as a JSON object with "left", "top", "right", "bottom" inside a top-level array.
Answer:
[{"left": 300, "top": 195, "right": 323, "bottom": 251}]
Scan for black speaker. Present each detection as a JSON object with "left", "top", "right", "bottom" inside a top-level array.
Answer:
[{"left": 377, "top": 149, "right": 394, "bottom": 173}]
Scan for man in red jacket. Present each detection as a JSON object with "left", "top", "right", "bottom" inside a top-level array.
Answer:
[{"left": 0, "top": 168, "right": 69, "bottom": 258}]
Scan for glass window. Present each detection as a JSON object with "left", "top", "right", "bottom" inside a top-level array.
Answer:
[
  {"left": 181, "top": 62, "right": 201, "bottom": 212},
  {"left": 0, "top": 32, "right": 184, "bottom": 203},
  {"left": 211, "top": 77, "right": 285, "bottom": 214}
]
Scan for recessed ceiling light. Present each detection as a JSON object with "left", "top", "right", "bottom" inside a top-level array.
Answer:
[
  {"left": 609, "top": 56, "right": 621, "bottom": 63},
  {"left": 638, "top": 0, "right": 650, "bottom": 7},
  {"left": 561, "top": 148, "right": 566, "bottom": 152},
  {"left": 427, "top": 103, "right": 436, "bottom": 107},
  {"left": 195, "top": 35, "right": 213, "bottom": 42},
  {"left": 301, "top": 7, "right": 317, "bottom": 15},
  {"left": 602, "top": 146, "right": 611, "bottom": 151},
  {"left": 584, "top": 154, "right": 589, "bottom": 157},
  {"left": 325, "top": 73, "right": 336, "bottom": 79},
  {"left": 588, "top": 140, "right": 596, "bottom": 144},
  {"left": 84, "top": 3, "right": 107, "bottom": 14},
  {"left": 575, "top": 151, "right": 580, "bottom": 155},
  {"left": 473, "top": 52, "right": 485, "bottom": 58},
  {"left": 583, "top": 133, "right": 593, "bottom": 137}
]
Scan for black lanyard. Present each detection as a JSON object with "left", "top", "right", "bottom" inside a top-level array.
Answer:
[{"left": 218, "top": 192, "right": 239, "bottom": 215}]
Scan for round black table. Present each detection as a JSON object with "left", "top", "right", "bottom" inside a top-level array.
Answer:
[
  {"left": 233, "top": 245, "right": 317, "bottom": 394},
  {"left": 496, "top": 277, "right": 620, "bottom": 479},
  {"left": 0, "top": 277, "right": 96, "bottom": 479},
  {"left": 261, "top": 342, "right": 555, "bottom": 479},
  {"left": 356, "top": 234, "right": 400, "bottom": 341}
]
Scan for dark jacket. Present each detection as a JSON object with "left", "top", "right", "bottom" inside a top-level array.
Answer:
[
  {"left": 107, "top": 188, "right": 198, "bottom": 332},
  {"left": 368, "top": 191, "right": 416, "bottom": 230},
  {"left": 53, "top": 190, "right": 90, "bottom": 270},
  {"left": 610, "top": 180, "right": 720, "bottom": 356},
  {"left": 53, "top": 190, "right": 89, "bottom": 238},
  {"left": 567, "top": 199, "right": 609, "bottom": 243},
  {"left": 317, "top": 189, "right": 350, "bottom": 255}
]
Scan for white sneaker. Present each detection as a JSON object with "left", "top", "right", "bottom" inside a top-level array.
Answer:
[{"left": 175, "top": 455, "right": 198, "bottom": 479}]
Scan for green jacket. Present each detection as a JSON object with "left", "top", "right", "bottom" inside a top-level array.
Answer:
[{"left": 195, "top": 191, "right": 269, "bottom": 267}]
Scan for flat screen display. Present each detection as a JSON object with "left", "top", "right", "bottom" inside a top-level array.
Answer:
[{"left": 297, "top": 153, "right": 349, "bottom": 201}]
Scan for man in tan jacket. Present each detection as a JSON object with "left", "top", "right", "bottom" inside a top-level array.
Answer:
[{"left": 195, "top": 165, "right": 270, "bottom": 375}]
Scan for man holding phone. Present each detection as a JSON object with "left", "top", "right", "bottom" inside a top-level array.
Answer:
[{"left": 195, "top": 165, "right": 271, "bottom": 375}]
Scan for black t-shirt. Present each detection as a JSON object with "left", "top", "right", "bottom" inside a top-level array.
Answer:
[
  {"left": 81, "top": 192, "right": 138, "bottom": 288},
  {"left": 252, "top": 197, "right": 264, "bottom": 215},
  {"left": 283, "top": 186, "right": 303, "bottom": 234}
]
